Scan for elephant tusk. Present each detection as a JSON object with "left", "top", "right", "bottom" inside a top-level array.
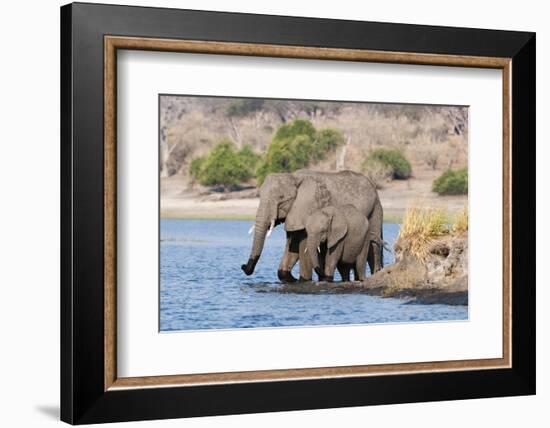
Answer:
[
  {"left": 304, "top": 247, "right": 308, "bottom": 254},
  {"left": 248, "top": 224, "right": 255, "bottom": 235},
  {"left": 266, "top": 220, "right": 275, "bottom": 238},
  {"left": 317, "top": 246, "right": 321, "bottom": 253}
]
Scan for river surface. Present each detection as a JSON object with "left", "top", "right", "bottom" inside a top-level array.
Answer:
[{"left": 160, "top": 219, "right": 468, "bottom": 331}]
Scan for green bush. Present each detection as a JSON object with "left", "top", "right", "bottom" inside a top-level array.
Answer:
[
  {"left": 361, "top": 158, "right": 393, "bottom": 189},
  {"left": 237, "top": 144, "right": 262, "bottom": 171},
  {"left": 366, "top": 148, "right": 412, "bottom": 179},
  {"left": 189, "top": 156, "right": 206, "bottom": 179},
  {"left": 256, "top": 119, "right": 345, "bottom": 185},
  {"left": 432, "top": 168, "right": 468, "bottom": 195},
  {"left": 273, "top": 119, "right": 316, "bottom": 141},
  {"left": 189, "top": 140, "right": 260, "bottom": 187},
  {"left": 314, "top": 129, "right": 346, "bottom": 160},
  {"left": 256, "top": 136, "right": 311, "bottom": 184}
]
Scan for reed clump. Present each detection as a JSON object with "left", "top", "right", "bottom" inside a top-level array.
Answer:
[
  {"left": 397, "top": 203, "right": 467, "bottom": 262},
  {"left": 452, "top": 205, "right": 469, "bottom": 234},
  {"left": 397, "top": 206, "right": 448, "bottom": 261}
]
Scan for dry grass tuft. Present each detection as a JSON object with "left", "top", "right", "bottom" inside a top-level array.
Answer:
[
  {"left": 396, "top": 203, "right": 468, "bottom": 261},
  {"left": 397, "top": 205, "right": 449, "bottom": 261},
  {"left": 399, "top": 205, "right": 449, "bottom": 238},
  {"left": 452, "top": 205, "right": 468, "bottom": 234}
]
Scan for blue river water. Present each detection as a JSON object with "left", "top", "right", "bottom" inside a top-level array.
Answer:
[{"left": 160, "top": 219, "right": 467, "bottom": 332}]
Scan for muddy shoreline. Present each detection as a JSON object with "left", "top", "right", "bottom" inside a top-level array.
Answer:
[
  {"left": 264, "top": 281, "right": 467, "bottom": 306},
  {"left": 259, "top": 234, "right": 469, "bottom": 307}
]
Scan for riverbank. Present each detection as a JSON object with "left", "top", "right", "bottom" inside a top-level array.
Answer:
[
  {"left": 269, "top": 232, "right": 468, "bottom": 306},
  {"left": 161, "top": 166, "right": 468, "bottom": 222},
  {"left": 275, "top": 277, "right": 467, "bottom": 306}
]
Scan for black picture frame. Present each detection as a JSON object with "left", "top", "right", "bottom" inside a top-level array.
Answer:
[{"left": 61, "top": 2, "right": 535, "bottom": 424}]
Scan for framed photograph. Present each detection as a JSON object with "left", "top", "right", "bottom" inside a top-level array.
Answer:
[{"left": 60, "top": 2, "right": 535, "bottom": 424}]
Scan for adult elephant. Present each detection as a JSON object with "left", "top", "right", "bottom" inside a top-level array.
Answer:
[{"left": 241, "top": 170, "right": 383, "bottom": 281}]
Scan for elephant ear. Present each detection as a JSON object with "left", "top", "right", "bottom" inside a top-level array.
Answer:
[
  {"left": 327, "top": 208, "right": 348, "bottom": 249},
  {"left": 285, "top": 178, "right": 331, "bottom": 232}
]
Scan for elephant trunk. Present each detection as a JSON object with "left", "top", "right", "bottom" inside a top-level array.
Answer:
[{"left": 241, "top": 201, "right": 274, "bottom": 276}]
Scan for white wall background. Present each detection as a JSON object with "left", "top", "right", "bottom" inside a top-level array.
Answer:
[{"left": 0, "top": 0, "right": 545, "bottom": 427}]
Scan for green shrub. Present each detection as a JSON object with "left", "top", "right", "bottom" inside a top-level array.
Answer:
[
  {"left": 314, "top": 128, "right": 346, "bottom": 160},
  {"left": 361, "top": 158, "right": 393, "bottom": 189},
  {"left": 256, "top": 136, "right": 311, "bottom": 184},
  {"left": 189, "top": 156, "right": 206, "bottom": 180},
  {"left": 190, "top": 140, "right": 260, "bottom": 187},
  {"left": 432, "top": 168, "right": 468, "bottom": 195},
  {"left": 366, "top": 148, "right": 412, "bottom": 180},
  {"left": 256, "top": 119, "right": 345, "bottom": 185},
  {"left": 237, "top": 144, "right": 262, "bottom": 171},
  {"left": 273, "top": 119, "right": 316, "bottom": 141}
]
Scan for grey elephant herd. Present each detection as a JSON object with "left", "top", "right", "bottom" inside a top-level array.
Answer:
[{"left": 241, "top": 170, "right": 388, "bottom": 282}]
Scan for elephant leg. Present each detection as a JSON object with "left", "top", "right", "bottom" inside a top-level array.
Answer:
[
  {"left": 317, "top": 243, "right": 326, "bottom": 273},
  {"left": 367, "top": 199, "right": 384, "bottom": 274},
  {"left": 324, "top": 246, "right": 342, "bottom": 282},
  {"left": 355, "top": 243, "right": 369, "bottom": 281},
  {"left": 297, "top": 231, "right": 313, "bottom": 281},
  {"left": 323, "top": 260, "right": 337, "bottom": 282},
  {"left": 287, "top": 230, "right": 304, "bottom": 273},
  {"left": 277, "top": 234, "right": 298, "bottom": 283},
  {"left": 338, "top": 264, "right": 351, "bottom": 282}
]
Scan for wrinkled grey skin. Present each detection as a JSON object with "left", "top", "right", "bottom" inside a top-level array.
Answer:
[
  {"left": 241, "top": 170, "right": 384, "bottom": 281},
  {"left": 305, "top": 205, "right": 369, "bottom": 282}
]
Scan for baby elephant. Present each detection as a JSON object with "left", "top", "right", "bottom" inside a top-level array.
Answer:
[{"left": 305, "top": 205, "right": 370, "bottom": 282}]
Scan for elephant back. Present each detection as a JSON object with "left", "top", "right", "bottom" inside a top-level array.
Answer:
[
  {"left": 284, "top": 170, "right": 378, "bottom": 232},
  {"left": 321, "top": 172, "right": 377, "bottom": 217}
]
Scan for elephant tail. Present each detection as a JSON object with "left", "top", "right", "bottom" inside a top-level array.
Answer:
[
  {"left": 381, "top": 238, "right": 392, "bottom": 254},
  {"left": 381, "top": 227, "right": 385, "bottom": 267},
  {"left": 366, "top": 198, "right": 384, "bottom": 273}
]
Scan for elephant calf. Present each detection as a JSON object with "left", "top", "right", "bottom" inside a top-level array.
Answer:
[{"left": 305, "top": 205, "right": 370, "bottom": 282}]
